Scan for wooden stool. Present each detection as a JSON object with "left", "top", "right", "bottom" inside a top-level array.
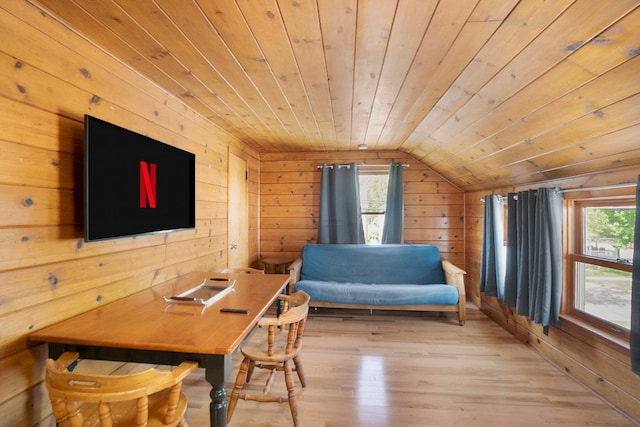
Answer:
[{"left": 262, "top": 258, "right": 292, "bottom": 274}]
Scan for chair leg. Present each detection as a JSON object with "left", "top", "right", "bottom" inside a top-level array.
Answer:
[
  {"left": 293, "top": 355, "right": 306, "bottom": 388},
  {"left": 227, "top": 358, "right": 250, "bottom": 423},
  {"left": 284, "top": 360, "right": 299, "bottom": 427},
  {"left": 246, "top": 360, "right": 256, "bottom": 383}
]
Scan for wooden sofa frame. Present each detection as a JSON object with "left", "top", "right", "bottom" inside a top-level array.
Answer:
[{"left": 288, "top": 258, "right": 467, "bottom": 325}]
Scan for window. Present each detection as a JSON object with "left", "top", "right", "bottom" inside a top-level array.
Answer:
[
  {"left": 359, "top": 172, "right": 388, "bottom": 244},
  {"left": 566, "top": 197, "right": 635, "bottom": 339}
]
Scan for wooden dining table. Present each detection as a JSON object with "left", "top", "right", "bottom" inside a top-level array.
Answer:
[{"left": 30, "top": 271, "right": 290, "bottom": 427}]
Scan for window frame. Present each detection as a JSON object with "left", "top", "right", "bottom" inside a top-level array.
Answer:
[{"left": 564, "top": 196, "right": 634, "bottom": 342}]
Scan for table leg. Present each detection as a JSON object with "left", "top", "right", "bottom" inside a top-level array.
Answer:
[
  {"left": 204, "top": 354, "right": 232, "bottom": 427},
  {"left": 209, "top": 385, "right": 227, "bottom": 426}
]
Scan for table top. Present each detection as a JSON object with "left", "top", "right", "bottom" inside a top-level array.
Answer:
[{"left": 31, "top": 271, "right": 289, "bottom": 355}]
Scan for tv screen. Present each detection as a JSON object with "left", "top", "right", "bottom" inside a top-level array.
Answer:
[{"left": 84, "top": 115, "right": 196, "bottom": 241}]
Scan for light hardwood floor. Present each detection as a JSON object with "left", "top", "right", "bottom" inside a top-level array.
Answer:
[{"left": 182, "top": 305, "right": 639, "bottom": 427}]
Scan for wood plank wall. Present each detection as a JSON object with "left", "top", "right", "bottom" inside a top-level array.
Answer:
[
  {"left": 259, "top": 151, "right": 465, "bottom": 267},
  {"left": 0, "top": 2, "right": 260, "bottom": 426},
  {"left": 464, "top": 166, "right": 640, "bottom": 421},
  {"left": 3, "top": 0, "right": 638, "bottom": 424}
]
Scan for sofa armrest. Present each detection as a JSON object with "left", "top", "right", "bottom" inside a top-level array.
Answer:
[
  {"left": 442, "top": 260, "right": 467, "bottom": 325},
  {"left": 288, "top": 257, "right": 302, "bottom": 287},
  {"left": 442, "top": 260, "right": 466, "bottom": 293}
]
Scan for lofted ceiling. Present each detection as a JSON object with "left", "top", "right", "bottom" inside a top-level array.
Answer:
[{"left": 34, "top": 0, "right": 640, "bottom": 191}]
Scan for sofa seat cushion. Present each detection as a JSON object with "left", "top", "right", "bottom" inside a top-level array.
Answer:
[{"left": 295, "top": 280, "right": 459, "bottom": 306}]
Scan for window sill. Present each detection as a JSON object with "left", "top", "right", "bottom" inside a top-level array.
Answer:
[{"left": 559, "top": 314, "right": 630, "bottom": 354}]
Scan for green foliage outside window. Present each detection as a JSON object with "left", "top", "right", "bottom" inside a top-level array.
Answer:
[{"left": 585, "top": 207, "right": 635, "bottom": 260}]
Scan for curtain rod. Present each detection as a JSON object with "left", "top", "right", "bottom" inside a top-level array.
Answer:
[
  {"left": 480, "top": 182, "right": 637, "bottom": 201},
  {"left": 316, "top": 163, "right": 410, "bottom": 169},
  {"left": 561, "top": 182, "right": 636, "bottom": 193}
]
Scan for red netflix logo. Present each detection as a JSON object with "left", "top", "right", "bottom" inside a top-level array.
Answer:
[{"left": 139, "top": 161, "right": 157, "bottom": 208}]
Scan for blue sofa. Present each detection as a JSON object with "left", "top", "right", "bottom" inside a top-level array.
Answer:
[{"left": 288, "top": 244, "right": 467, "bottom": 325}]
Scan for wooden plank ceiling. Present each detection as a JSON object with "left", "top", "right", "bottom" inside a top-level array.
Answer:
[{"left": 34, "top": 0, "right": 640, "bottom": 191}]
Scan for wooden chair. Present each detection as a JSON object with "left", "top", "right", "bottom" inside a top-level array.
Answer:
[
  {"left": 45, "top": 352, "right": 198, "bottom": 427},
  {"left": 227, "top": 291, "right": 310, "bottom": 426},
  {"left": 221, "top": 267, "right": 265, "bottom": 274}
]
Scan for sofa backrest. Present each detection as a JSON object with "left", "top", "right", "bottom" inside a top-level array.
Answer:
[{"left": 300, "top": 244, "right": 445, "bottom": 285}]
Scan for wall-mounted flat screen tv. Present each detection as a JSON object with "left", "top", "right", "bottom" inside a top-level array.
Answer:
[{"left": 84, "top": 115, "right": 196, "bottom": 241}]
